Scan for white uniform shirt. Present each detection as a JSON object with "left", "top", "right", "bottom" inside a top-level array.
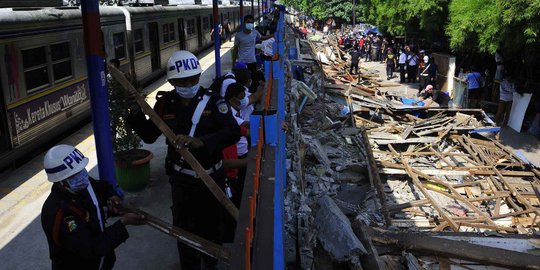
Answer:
[
  {"left": 398, "top": 53, "right": 407, "bottom": 64},
  {"left": 231, "top": 107, "right": 249, "bottom": 156},
  {"left": 240, "top": 87, "right": 255, "bottom": 121}
]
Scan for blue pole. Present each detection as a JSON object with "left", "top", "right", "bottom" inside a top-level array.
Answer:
[
  {"left": 273, "top": 8, "right": 285, "bottom": 270},
  {"left": 240, "top": 0, "right": 244, "bottom": 27},
  {"left": 212, "top": 0, "right": 221, "bottom": 77},
  {"left": 81, "top": 1, "right": 123, "bottom": 197}
]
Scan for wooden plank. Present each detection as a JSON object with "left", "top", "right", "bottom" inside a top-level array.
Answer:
[
  {"left": 109, "top": 65, "right": 239, "bottom": 220},
  {"left": 359, "top": 128, "right": 392, "bottom": 226},
  {"left": 122, "top": 205, "right": 231, "bottom": 261},
  {"left": 412, "top": 168, "right": 498, "bottom": 228},
  {"left": 387, "top": 199, "right": 430, "bottom": 212},
  {"left": 351, "top": 223, "right": 384, "bottom": 270},
  {"left": 387, "top": 144, "right": 460, "bottom": 231},
  {"left": 400, "top": 125, "right": 413, "bottom": 139},
  {"left": 368, "top": 228, "right": 540, "bottom": 270},
  {"left": 374, "top": 137, "right": 438, "bottom": 145}
]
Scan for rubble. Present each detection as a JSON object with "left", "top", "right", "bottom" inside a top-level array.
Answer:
[
  {"left": 284, "top": 27, "right": 540, "bottom": 270},
  {"left": 315, "top": 195, "right": 367, "bottom": 262}
]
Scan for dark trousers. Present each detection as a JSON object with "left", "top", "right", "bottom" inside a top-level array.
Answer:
[
  {"left": 170, "top": 170, "right": 226, "bottom": 270},
  {"left": 246, "top": 62, "right": 260, "bottom": 93},
  {"left": 407, "top": 65, "right": 418, "bottom": 83},
  {"left": 399, "top": 64, "right": 406, "bottom": 83},
  {"left": 386, "top": 64, "right": 394, "bottom": 79},
  {"left": 349, "top": 62, "right": 359, "bottom": 75}
]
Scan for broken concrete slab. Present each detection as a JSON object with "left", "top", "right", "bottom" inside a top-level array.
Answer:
[{"left": 315, "top": 195, "right": 368, "bottom": 262}]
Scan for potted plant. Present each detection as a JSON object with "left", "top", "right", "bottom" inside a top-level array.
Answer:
[{"left": 107, "top": 62, "right": 153, "bottom": 191}]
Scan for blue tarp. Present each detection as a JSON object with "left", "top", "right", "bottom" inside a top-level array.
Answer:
[{"left": 367, "top": 27, "right": 381, "bottom": 35}]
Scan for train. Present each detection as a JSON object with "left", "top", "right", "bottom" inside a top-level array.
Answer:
[{"left": 0, "top": 4, "right": 257, "bottom": 170}]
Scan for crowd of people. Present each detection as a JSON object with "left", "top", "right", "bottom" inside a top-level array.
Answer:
[
  {"left": 335, "top": 30, "right": 525, "bottom": 119},
  {"left": 40, "top": 11, "right": 283, "bottom": 270}
]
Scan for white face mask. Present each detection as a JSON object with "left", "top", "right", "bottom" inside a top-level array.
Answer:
[
  {"left": 239, "top": 96, "right": 249, "bottom": 109},
  {"left": 175, "top": 84, "right": 200, "bottom": 98}
]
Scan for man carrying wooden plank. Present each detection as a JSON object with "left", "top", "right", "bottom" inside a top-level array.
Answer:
[{"left": 126, "top": 51, "right": 241, "bottom": 270}]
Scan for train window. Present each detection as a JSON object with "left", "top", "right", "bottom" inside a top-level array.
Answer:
[
  {"left": 169, "top": 23, "right": 175, "bottom": 41},
  {"left": 113, "top": 32, "right": 126, "bottom": 60},
  {"left": 187, "top": 19, "right": 196, "bottom": 36},
  {"left": 202, "top": 17, "right": 209, "bottom": 31},
  {"left": 163, "top": 23, "right": 169, "bottom": 43},
  {"left": 163, "top": 23, "right": 175, "bottom": 43},
  {"left": 134, "top": 29, "right": 144, "bottom": 53},
  {"left": 51, "top": 42, "right": 72, "bottom": 83},
  {"left": 22, "top": 46, "right": 50, "bottom": 92}
]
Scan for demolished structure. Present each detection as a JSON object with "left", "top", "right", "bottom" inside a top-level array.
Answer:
[{"left": 284, "top": 28, "right": 540, "bottom": 270}]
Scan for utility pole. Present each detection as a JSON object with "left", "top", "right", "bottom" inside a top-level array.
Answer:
[{"left": 352, "top": 0, "right": 356, "bottom": 27}]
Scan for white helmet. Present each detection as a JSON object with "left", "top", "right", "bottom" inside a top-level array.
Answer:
[
  {"left": 44, "top": 144, "right": 89, "bottom": 182},
  {"left": 167, "top": 50, "right": 202, "bottom": 80}
]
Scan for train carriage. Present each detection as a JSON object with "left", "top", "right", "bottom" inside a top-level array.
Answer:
[
  {"left": 0, "top": 4, "right": 257, "bottom": 170},
  {"left": 0, "top": 6, "right": 126, "bottom": 169}
]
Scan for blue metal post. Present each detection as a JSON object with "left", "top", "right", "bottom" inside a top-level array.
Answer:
[
  {"left": 273, "top": 8, "right": 285, "bottom": 270},
  {"left": 212, "top": 0, "right": 221, "bottom": 77},
  {"left": 81, "top": 1, "right": 122, "bottom": 196},
  {"left": 240, "top": 0, "right": 244, "bottom": 27}
]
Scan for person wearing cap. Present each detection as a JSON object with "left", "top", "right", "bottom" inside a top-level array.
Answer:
[
  {"left": 41, "top": 145, "right": 146, "bottom": 270},
  {"left": 219, "top": 61, "right": 248, "bottom": 98},
  {"left": 414, "top": 84, "right": 450, "bottom": 107},
  {"left": 126, "top": 50, "right": 241, "bottom": 270}
]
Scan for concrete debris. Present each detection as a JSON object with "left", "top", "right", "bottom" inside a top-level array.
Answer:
[
  {"left": 315, "top": 195, "right": 367, "bottom": 262},
  {"left": 284, "top": 25, "right": 540, "bottom": 270}
]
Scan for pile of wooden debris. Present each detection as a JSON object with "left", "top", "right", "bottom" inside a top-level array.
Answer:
[{"left": 284, "top": 28, "right": 540, "bottom": 270}]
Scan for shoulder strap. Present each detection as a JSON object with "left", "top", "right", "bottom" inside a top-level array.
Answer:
[
  {"left": 189, "top": 94, "right": 212, "bottom": 137},
  {"left": 51, "top": 202, "right": 89, "bottom": 248},
  {"left": 52, "top": 209, "right": 64, "bottom": 247}
]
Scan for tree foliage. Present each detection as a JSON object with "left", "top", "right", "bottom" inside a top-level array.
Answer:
[
  {"left": 285, "top": 0, "right": 540, "bottom": 54},
  {"left": 447, "top": 0, "right": 540, "bottom": 54}
]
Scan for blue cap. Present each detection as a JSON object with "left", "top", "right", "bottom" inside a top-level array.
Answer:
[{"left": 233, "top": 61, "right": 248, "bottom": 70}]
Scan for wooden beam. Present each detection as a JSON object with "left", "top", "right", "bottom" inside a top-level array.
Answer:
[
  {"left": 387, "top": 199, "right": 430, "bottom": 212},
  {"left": 368, "top": 228, "right": 540, "bottom": 270},
  {"left": 388, "top": 144, "right": 460, "bottom": 232},
  {"left": 109, "top": 65, "right": 239, "bottom": 220}
]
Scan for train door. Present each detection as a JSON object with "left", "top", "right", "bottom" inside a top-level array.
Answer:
[
  {"left": 177, "top": 18, "right": 186, "bottom": 50},
  {"left": 0, "top": 82, "right": 11, "bottom": 153},
  {"left": 196, "top": 16, "right": 203, "bottom": 48},
  {"left": 148, "top": 22, "right": 161, "bottom": 71}
]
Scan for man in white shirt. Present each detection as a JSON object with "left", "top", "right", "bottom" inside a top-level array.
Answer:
[
  {"left": 398, "top": 48, "right": 407, "bottom": 83},
  {"left": 406, "top": 47, "right": 419, "bottom": 83}
]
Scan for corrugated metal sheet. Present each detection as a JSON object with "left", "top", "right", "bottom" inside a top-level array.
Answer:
[{"left": 1, "top": 1, "right": 63, "bottom": 8}]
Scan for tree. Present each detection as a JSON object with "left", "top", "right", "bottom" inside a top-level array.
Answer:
[
  {"left": 370, "top": 0, "right": 448, "bottom": 38},
  {"left": 447, "top": 0, "right": 540, "bottom": 53}
]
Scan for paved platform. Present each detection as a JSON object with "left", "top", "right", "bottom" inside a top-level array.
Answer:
[{"left": 0, "top": 41, "right": 235, "bottom": 270}]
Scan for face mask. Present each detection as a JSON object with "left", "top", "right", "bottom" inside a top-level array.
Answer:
[
  {"left": 175, "top": 84, "right": 200, "bottom": 98},
  {"left": 66, "top": 169, "right": 89, "bottom": 194},
  {"left": 245, "top": 23, "right": 254, "bottom": 31},
  {"left": 239, "top": 97, "right": 249, "bottom": 109}
]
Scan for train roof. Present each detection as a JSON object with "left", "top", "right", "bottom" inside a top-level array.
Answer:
[
  {"left": 0, "top": 6, "right": 123, "bottom": 25},
  {"left": 0, "top": 4, "right": 242, "bottom": 25}
]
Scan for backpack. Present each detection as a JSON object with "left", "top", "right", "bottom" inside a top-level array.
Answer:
[{"left": 209, "top": 73, "right": 236, "bottom": 95}]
